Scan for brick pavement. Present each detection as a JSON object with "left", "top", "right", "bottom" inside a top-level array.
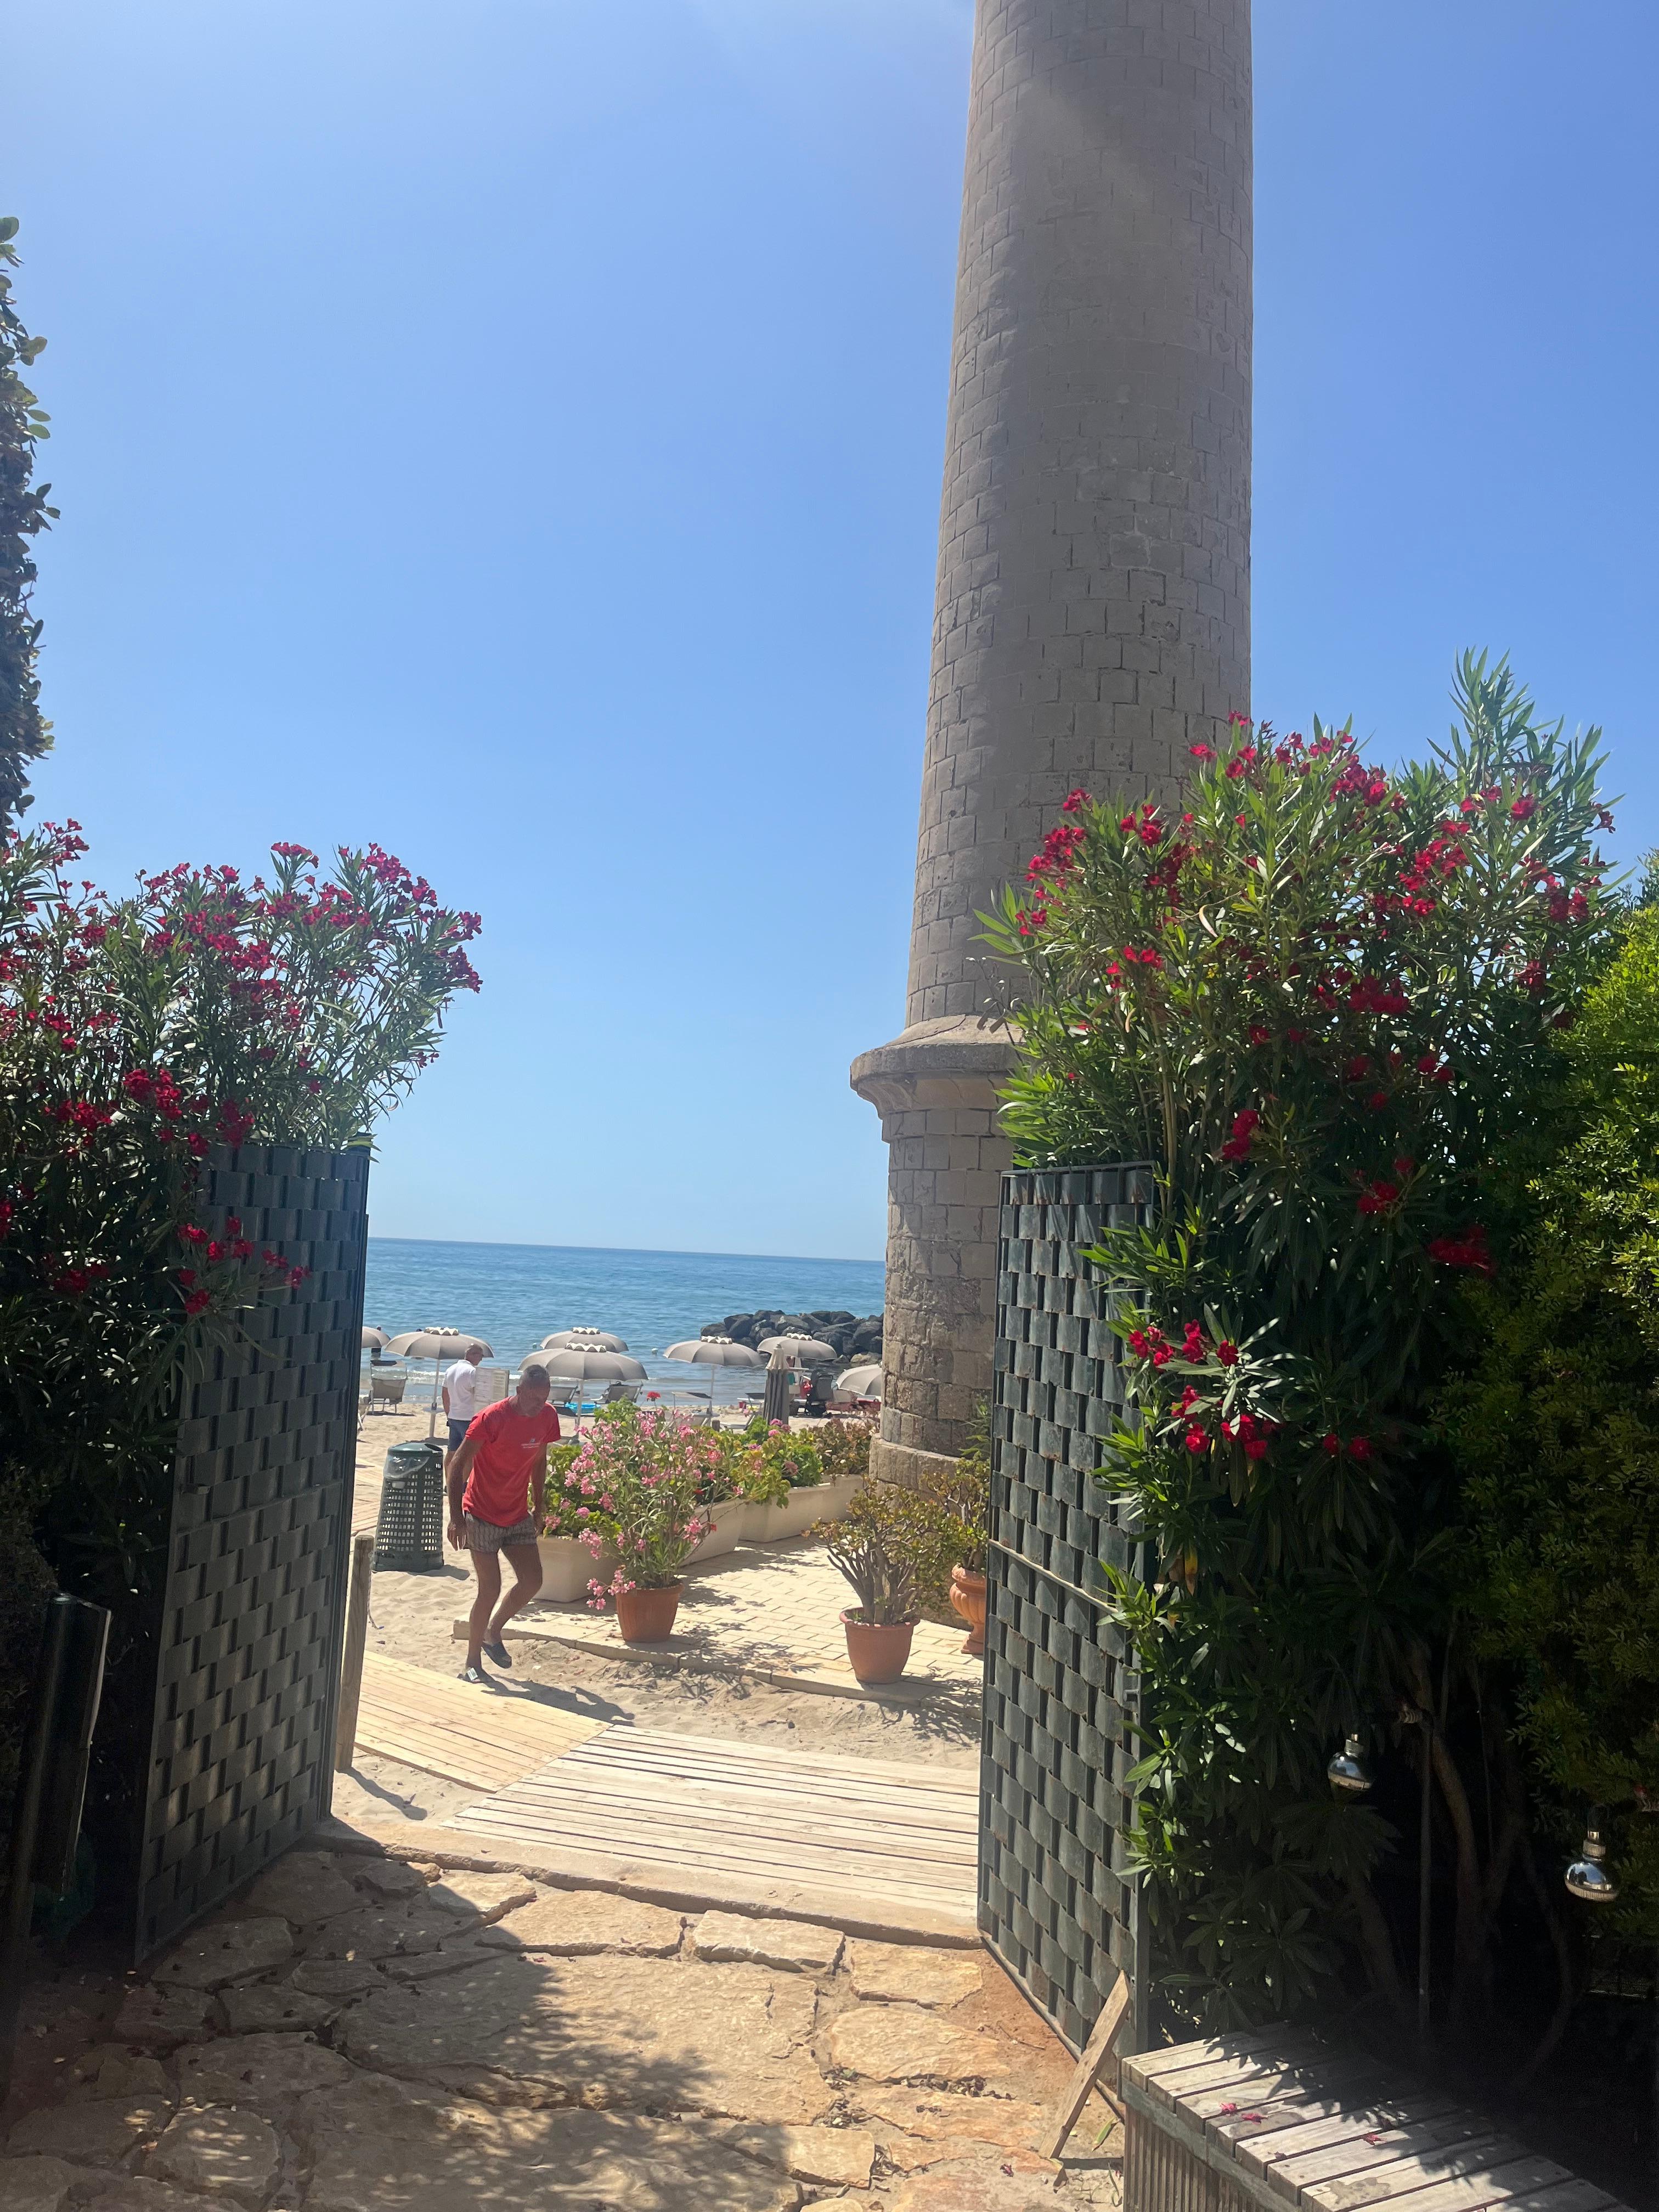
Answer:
[{"left": 466, "top": 1539, "right": 984, "bottom": 1707}]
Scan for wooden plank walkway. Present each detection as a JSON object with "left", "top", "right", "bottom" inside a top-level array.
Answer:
[
  {"left": 454, "top": 1724, "right": 980, "bottom": 1921},
  {"left": 352, "top": 1651, "right": 607, "bottom": 1792}
]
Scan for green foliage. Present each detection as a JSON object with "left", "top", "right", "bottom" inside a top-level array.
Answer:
[
  {"left": 698, "top": 1415, "right": 872, "bottom": 1508},
  {"left": 0, "top": 218, "right": 55, "bottom": 823},
  {"left": 1442, "top": 898, "right": 1659, "bottom": 1943},
  {"left": 984, "top": 656, "right": 1621, "bottom": 2031},
  {"left": 882, "top": 1415, "right": 991, "bottom": 1615}
]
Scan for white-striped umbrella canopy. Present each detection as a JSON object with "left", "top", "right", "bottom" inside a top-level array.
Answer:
[
  {"left": 662, "top": 1338, "right": 766, "bottom": 1369},
  {"left": 836, "top": 1363, "right": 883, "bottom": 1398},
  {"left": 526, "top": 1347, "right": 647, "bottom": 1383},
  {"left": 362, "top": 1326, "right": 390, "bottom": 1351},
  {"left": 385, "top": 1328, "right": 494, "bottom": 1360},
  {"left": 541, "top": 1328, "right": 629, "bottom": 1353},
  {"left": 758, "top": 1335, "right": 837, "bottom": 1364}
]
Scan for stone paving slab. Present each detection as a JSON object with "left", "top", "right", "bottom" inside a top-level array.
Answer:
[
  {"left": 459, "top": 1539, "right": 981, "bottom": 1704},
  {"left": 3, "top": 1836, "right": 1121, "bottom": 2211}
]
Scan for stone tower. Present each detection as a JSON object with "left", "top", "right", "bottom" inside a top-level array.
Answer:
[{"left": 853, "top": 0, "right": 1252, "bottom": 1493}]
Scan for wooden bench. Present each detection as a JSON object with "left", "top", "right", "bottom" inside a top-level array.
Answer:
[{"left": 1120, "top": 2032, "right": 1632, "bottom": 2212}]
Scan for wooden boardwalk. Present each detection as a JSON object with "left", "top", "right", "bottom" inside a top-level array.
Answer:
[
  {"left": 455, "top": 1724, "right": 980, "bottom": 1921},
  {"left": 352, "top": 1651, "right": 606, "bottom": 1792}
]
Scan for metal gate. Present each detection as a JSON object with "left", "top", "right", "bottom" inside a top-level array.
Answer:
[
  {"left": 135, "top": 1143, "right": 369, "bottom": 1958},
  {"left": 978, "top": 1163, "right": 1154, "bottom": 2054}
]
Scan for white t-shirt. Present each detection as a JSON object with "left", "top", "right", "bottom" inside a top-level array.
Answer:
[{"left": 444, "top": 1359, "right": 486, "bottom": 1424}]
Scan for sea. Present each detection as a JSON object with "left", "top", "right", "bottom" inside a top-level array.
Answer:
[{"left": 362, "top": 1238, "right": 885, "bottom": 1409}]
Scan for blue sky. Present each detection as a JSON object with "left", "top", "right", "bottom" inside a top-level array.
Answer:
[{"left": 7, "top": 2, "right": 1656, "bottom": 1261}]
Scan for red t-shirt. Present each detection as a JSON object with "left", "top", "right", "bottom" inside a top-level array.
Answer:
[{"left": 460, "top": 1399, "right": 561, "bottom": 1527}]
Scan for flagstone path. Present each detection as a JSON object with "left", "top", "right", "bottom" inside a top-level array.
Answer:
[{"left": 1, "top": 1844, "right": 1123, "bottom": 2211}]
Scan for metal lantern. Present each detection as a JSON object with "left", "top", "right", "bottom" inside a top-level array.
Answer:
[
  {"left": 1327, "top": 1735, "right": 1373, "bottom": 1796},
  {"left": 1565, "top": 1829, "right": 1619, "bottom": 1904}
]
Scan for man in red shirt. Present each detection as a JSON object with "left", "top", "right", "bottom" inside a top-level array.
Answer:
[{"left": 445, "top": 1361, "right": 560, "bottom": 1683}]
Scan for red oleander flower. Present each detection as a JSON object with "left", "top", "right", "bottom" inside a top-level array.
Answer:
[
  {"left": 1188, "top": 743, "right": 1214, "bottom": 760},
  {"left": 1349, "top": 1435, "right": 1373, "bottom": 1462},
  {"left": 1184, "top": 1429, "right": 1207, "bottom": 1453},
  {"left": 1511, "top": 795, "right": 1536, "bottom": 821},
  {"left": 1216, "top": 1341, "right": 1238, "bottom": 1367},
  {"left": 1425, "top": 1226, "right": 1493, "bottom": 1276},
  {"left": 1060, "top": 788, "right": 1090, "bottom": 813}
]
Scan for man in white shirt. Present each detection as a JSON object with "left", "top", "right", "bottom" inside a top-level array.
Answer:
[{"left": 442, "top": 1343, "right": 489, "bottom": 1452}]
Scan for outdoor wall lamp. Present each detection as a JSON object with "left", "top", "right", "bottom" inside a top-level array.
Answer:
[
  {"left": 1327, "top": 1734, "right": 1373, "bottom": 1795},
  {"left": 1564, "top": 1826, "right": 1619, "bottom": 1904}
]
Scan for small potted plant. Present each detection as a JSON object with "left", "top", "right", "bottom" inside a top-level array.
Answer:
[
  {"left": 818, "top": 1483, "right": 921, "bottom": 1685},
  {"left": 577, "top": 1404, "right": 710, "bottom": 1642}
]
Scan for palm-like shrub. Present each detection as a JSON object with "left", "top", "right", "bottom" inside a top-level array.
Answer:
[
  {"left": 821, "top": 1483, "right": 921, "bottom": 1626},
  {"left": 983, "top": 656, "right": 1622, "bottom": 2032}
]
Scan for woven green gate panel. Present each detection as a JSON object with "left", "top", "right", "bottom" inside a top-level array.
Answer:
[
  {"left": 135, "top": 1144, "right": 369, "bottom": 1959},
  {"left": 979, "top": 1163, "right": 1154, "bottom": 2055}
]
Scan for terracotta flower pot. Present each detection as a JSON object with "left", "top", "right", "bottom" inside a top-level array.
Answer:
[
  {"left": 949, "top": 1564, "right": 988, "bottom": 1657},
  {"left": 614, "top": 1581, "right": 684, "bottom": 1644},
  {"left": 841, "top": 1609, "right": 917, "bottom": 1686}
]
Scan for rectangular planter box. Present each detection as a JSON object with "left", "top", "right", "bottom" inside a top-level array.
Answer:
[
  {"left": 745, "top": 1472, "right": 862, "bottom": 1544},
  {"left": 536, "top": 1534, "right": 619, "bottom": 1603},
  {"left": 683, "top": 1498, "right": 755, "bottom": 1563}
]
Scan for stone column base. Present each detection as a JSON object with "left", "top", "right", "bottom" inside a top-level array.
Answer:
[
  {"left": 850, "top": 1015, "right": 1018, "bottom": 1474},
  {"left": 869, "top": 1435, "right": 968, "bottom": 1498}
]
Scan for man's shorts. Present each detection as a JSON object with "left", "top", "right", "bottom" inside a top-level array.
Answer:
[
  {"left": 447, "top": 1419, "right": 470, "bottom": 1451},
  {"left": 462, "top": 1513, "right": 538, "bottom": 1550}
]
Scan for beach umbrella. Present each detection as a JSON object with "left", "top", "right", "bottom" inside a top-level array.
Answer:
[
  {"left": 762, "top": 1344, "right": 794, "bottom": 1429},
  {"left": 362, "top": 1327, "right": 390, "bottom": 1352},
  {"left": 758, "top": 1335, "right": 837, "bottom": 1365},
  {"left": 385, "top": 1328, "right": 495, "bottom": 1435},
  {"left": 529, "top": 1345, "right": 648, "bottom": 1435},
  {"left": 662, "top": 1336, "right": 765, "bottom": 1417},
  {"left": 836, "top": 1362, "right": 883, "bottom": 1400},
  {"left": 541, "top": 1327, "right": 629, "bottom": 1353}
]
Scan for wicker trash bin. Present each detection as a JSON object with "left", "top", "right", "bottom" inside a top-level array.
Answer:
[{"left": 373, "top": 1438, "right": 446, "bottom": 1571}]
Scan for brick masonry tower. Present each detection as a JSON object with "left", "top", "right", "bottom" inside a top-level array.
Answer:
[{"left": 853, "top": 0, "right": 1252, "bottom": 1493}]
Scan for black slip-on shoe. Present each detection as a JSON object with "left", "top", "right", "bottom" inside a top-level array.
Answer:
[{"left": 483, "top": 1640, "right": 512, "bottom": 1669}]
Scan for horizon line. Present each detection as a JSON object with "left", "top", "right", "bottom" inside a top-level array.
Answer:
[{"left": 366, "top": 1233, "right": 885, "bottom": 1269}]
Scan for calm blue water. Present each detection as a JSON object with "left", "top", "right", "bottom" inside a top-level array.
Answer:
[{"left": 363, "top": 1238, "right": 885, "bottom": 1409}]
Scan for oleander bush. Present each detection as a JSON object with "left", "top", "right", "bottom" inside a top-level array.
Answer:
[
  {"left": 0, "top": 817, "right": 481, "bottom": 1869},
  {"left": 985, "top": 656, "right": 1652, "bottom": 2059}
]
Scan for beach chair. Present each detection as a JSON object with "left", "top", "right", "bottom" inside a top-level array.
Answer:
[{"left": 368, "top": 1370, "right": 407, "bottom": 1413}]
